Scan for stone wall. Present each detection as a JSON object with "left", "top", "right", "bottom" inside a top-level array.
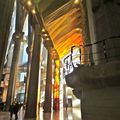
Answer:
[
  {"left": 81, "top": 87, "right": 120, "bottom": 120},
  {"left": 92, "top": 0, "right": 120, "bottom": 63},
  {"left": 65, "top": 61, "right": 120, "bottom": 120}
]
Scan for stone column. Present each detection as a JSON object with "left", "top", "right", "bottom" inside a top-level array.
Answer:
[
  {"left": 25, "top": 24, "right": 41, "bottom": 118},
  {"left": 85, "top": 0, "right": 96, "bottom": 43},
  {"left": 0, "top": 0, "right": 15, "bottom": 84},
  {"left": 53, "top": 59, "right": 60, "bottom": 111},
  {"left": 6, "top": 32, "right": 23, "bottom": 110},
  {"left": 6, "top": 0, "right": 26, "bottom": 110},
  {"left": 83, "top": 0, "right": 97, "bottom": 64},
  {"left": 43, "top": 40, "right": 53, "bottom": 113},
  {"left": 24, "top": 14, "right": 34, "bottom": 105}
]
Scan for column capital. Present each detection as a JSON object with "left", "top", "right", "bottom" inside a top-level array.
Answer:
[
  {"left": 26, "top": 46, "right": 33, "bottom": 54},
  {"left": 43, "top": 40, "right": 53, "bottom": 49},
  {"left": 52, "top": 48, "right": 59, "bottom": 60},
  {"left": 41, "top": 27, "right": 54, "bottom": 49},
  {"left": 12, "top": 31, "right": 24, "bottom": 42}
]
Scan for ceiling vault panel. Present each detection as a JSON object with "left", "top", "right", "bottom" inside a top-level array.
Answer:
[{"left": 43, "top": 0, "right": 84, "bottom": 58}]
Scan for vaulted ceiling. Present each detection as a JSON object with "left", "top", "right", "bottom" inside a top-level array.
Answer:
[{"left": 43, "top": 0, "right": 84, "bottom": 58}]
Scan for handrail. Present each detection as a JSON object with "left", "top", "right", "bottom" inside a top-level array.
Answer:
[
  {"left": 79, "top": 35, "right": 120, "bottom": 47},
  {"left": 63, "top": 36, "right": 120, "bottom": 75}
]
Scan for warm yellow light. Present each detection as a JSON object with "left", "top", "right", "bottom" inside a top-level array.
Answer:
[
  {"left": 55, "top": 68, "right": 59, "bottom": 72},
  {"left": 32, "top": 9, "right": 36, "bottom": 14},
  {"left": 76, "top": 28, "right": 82, "bottom": 32},
  {"left": 42, "top": 28, "right": 45, "bottom": 32},
  {"left": 27, "top": 0, "right": 32, "bottom": 6},
  {"left": 55, "top": 60, "right": 60, "bottom": 67},
  {"left": 46, "top": 38, "right": 50, "bottom": 41},
  {"left": 43, "top": 34, "right": 48, "bottom": 37},
  {"left": 55, "top": 75, "right": 59, "bottom": 79},
  {"left": 74, "top": 0, "right": 80, "bottom": 4}
]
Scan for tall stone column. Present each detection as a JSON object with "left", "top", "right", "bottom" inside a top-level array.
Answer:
[
  {"left": 80, "top": 0, "right": 96, "bottom": 64},
  {"left": 85, "top": 0, "right": 96, "bottom": 43},
  {"left": 43, "top": 40, "right": 53, "bottom": 113},
  {"left": 24, "top": 14, "right": 34, "bottom": 105},
  {"left": 25, "top": 24, "right": 41, "bottom": 118},
  {"left": 6, "top": 32, "right": 23, "bottom": 110},
  {"left": 6, "top": 0, "right": 26, "bottom": 109},
  {"left": 85, "top": 0, "right": 99, "bottom": 64},
  {"left": 0, "top": 0, "right": 15, "bottom": 84}
]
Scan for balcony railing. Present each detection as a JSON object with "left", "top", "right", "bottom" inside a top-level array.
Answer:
[{"left": 63, "top": 36, "right": 120, "bottom": 75}]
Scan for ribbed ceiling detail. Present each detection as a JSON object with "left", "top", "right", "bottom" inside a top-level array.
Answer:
[{"left": 44, "top": 1, "right": 84, "bottom": 58}]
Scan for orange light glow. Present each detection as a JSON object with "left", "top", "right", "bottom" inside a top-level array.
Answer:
[
  {"left": 45, "top": 4, "right": 84, "bottom": 58},
  {"left": 53, "top": 60, "right": 60, "bottom": 111}
]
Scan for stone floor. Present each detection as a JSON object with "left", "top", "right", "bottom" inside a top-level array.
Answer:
[{"left": 0, "top": 107, "right": 81, "bottom": 120}]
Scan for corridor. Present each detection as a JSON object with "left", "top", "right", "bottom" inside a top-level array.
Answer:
[
  {"left": 0, "top": 107, "right": 81, "bottom": 120},
  {"left": 1, "top": 0, "right": 120, "bottom": 120}
]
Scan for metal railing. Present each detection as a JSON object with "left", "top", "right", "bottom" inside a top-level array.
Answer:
[{"left": 63, "top": 36, "right": 120, "bottom": 75}]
